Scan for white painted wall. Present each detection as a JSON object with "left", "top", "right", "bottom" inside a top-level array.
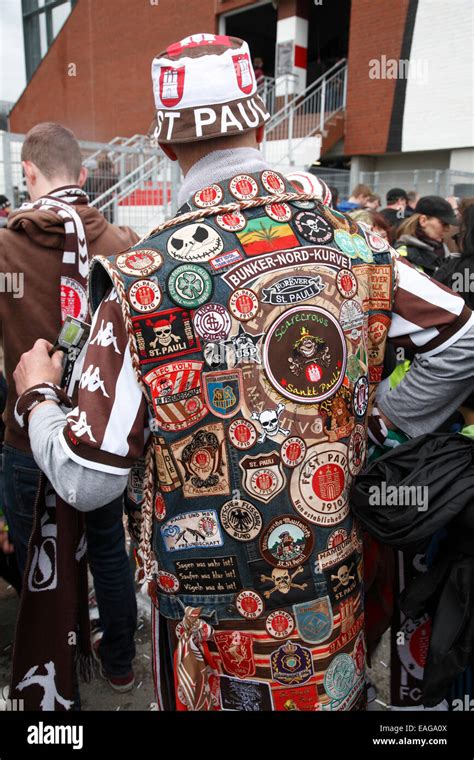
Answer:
[{"left": 402, "top": 0, "right": 474, "bottom": 152}]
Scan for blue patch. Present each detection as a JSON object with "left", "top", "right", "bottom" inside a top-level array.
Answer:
[
  {"left": 270, "top": 641, "right": 313, "bottom": 686},
  {"left": 203, "top": 369, "right": 243, "bottom": 418},
  {"left": 160, "top": 509, "right": 223, "bottom": 552},
  {"left": 293, "top": 596, "right": 334, "bottom": 644}
]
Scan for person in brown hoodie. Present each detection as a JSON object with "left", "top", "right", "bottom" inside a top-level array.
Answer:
[{"left": 0, "top": 122, "right": 140, "bottom": 692}]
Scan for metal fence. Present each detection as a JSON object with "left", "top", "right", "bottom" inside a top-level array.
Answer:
[{"left": 359, "top": 170, "right": 474, "bottom": 202}]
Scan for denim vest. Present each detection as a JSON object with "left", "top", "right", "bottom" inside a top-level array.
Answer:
[{"left": 90, "top": 170, "right": 393, "bottom": 709}]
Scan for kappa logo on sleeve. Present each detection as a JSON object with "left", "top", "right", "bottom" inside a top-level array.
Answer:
[{"left": 133, "top": 307, "right": 201, "bottom": 365}]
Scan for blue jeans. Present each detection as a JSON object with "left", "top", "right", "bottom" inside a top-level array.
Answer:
[{"left": 3, "top": 445, "right": 137, "bottom": 677}]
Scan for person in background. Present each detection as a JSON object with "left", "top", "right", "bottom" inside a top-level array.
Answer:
[
  {"left": 0, "top": 196, "right": 11, "bottom": 229},
  {"left": 380, "top": 188, "right": 409, "bottom": 230},
  {"left": 348, "top": 209, "right": 394, "bottom": 245},
  {"left": 327, "top": 185, "right": 339, "bottom": 209},
  {"left": 364, "top": 193, "right": 381, "bottom": 211},
  {"left": 253, "top": 57, "right": 265, "bottom": 86},
  {"left": 434, "top": 200, "right": 474, "bottom": 310},
  {"left": 394, "top": 195, "right": 459, "bottom": 275},
  {"left": 338, "top": 183, "right": 372, "bottom": 212},
  {"left": 0, "top": 122, "right": 139, "bottom": 692},
  {"left": 407, "top": 190, "right": 419, "bottom": 213}
]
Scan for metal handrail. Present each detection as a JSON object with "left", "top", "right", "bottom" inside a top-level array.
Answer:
[{"left": 90, "top": 154, "right": 162, "bottom": 208}]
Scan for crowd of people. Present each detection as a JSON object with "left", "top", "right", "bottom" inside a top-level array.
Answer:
[{"left": 0, "top": 33, "right": 473, "bottom": 716}]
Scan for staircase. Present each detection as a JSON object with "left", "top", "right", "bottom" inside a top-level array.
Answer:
[{"left": 90, "top": 61, "right": 347, "bottom": 232}]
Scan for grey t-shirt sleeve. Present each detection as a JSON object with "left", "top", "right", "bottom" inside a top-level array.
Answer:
[
  {"left": 29, "top": 402, "right": 129, "bottom": 511},
  {"left": 379, "top": 324, "right": 474, "bottom": 438}
]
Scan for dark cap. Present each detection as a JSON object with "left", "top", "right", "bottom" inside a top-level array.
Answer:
[
  {"left": 386, "top": 187, "right": 408, "bottom": 203},
  {"left": 415, "top": 195, "right": 459, "bottom": 226},
  {"left": 0, "top": 195, "right": 10, "bottom": 210}
]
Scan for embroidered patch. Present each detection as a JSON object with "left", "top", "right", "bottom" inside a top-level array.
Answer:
[
  {"left": 339, "top": 299, "right": 364, "bottom": 345},
  {"left": 272, "top": 683, "right": 320, "bottom": 711},
  {"left": 203, "top": 369, "right": 243, "bottom": 418},
  {"left": 348, "top": 424, "right": 366, "bottom": 476},
  {"left": 237, "top": 217, "right": 299, "bottom": 256},
  {"left": 265, "top": 610, "right": 295, "bottom": 639},
  {"left": 144, "top": 360, "right": 208, "bottom": 432},
  {"left": 215, "top": 211, "right": 247, "bottom": 232},
  {"left": 115, "top": 249, "right": 163, "bottom": 276},
  {"left": 294, "top": 211, "right": 333, "bottom": 245},
  {"left": 220, "top": 499, "right": 262, "bottom": 541},
  {"left": 60, "top": 277, "right": 88, "bottom": 321},
  {"left": 128, "top": 279, "right": 163, "bottom": 313},
  {"left": 227, "top": 418, "right": 258, "bottom": 450},
  {"left": 250, "top": 559, "right": 315, "bottom": 609},
  {"left": 214, "top": 631, "right": 256, "bottom": 679},
  {"left": 156, "top": 571, "right": 180, "bottom": 594},
  {"left": 235, "top": 589, "right": 264, "bottom": 619},
  {"left": 160, "top": 510, "right": 223, "bottom": 552},
  {"left": 290, "top": 443, "right": 349, "bottom": 526},
  {"left": 229, "top": 174, "right": 259, "bottom": 200},
  {"left": 324, "top": 653, "right": 356, "bottom": 700},
  {"left": 325, "top": 554, "right": 358, "bottom": 604},
  {"left": 316, "top": 529, "right": 353, "bottom": 571},
  {"left": 262, "top": 306, "right": 346, "bottom": 404},
  {"left": 239, "top": 452, "right": 286, "bottom": 503},
  {"left": 265, "top": 202, "right": 292, "bottom": 223},
  {"left": 270, "top": 641, "right": 313, "bottom": 686},
  {"left": 208, "top": 248, "right": 244, "bottom": 271},
  {"left": 133, "top": 307, "right": 201, "bottom": 365},
  {"left": 167, "top": 223, "right": 223, "bottom": 262},
  {"left": 261, "top": 170, "right": 286, "bottom": 194},
  {"left": 259, "top": 515, "right": 314, "bottom": 568},
  {"left": 174, "top": 556, "right": 242, "bottom": 595},
  {"left": 193, "top": 302, "right": 232, "bottom": 342},
  {"left": 193, "top": 184, "right": 223, "bottom": 208},
  {"left": 281, "top": 436, "right": 307, "bottom": 468},
  {"left": 336, "top": 269, "right": 358, "bottom": 299},
  {"left": 228, "top": 288, "right": 259, "bottom": 321},
  {"left": 261, "top": 274, "right": 326, "bottom": 306},
  {"left": 353, "top": 376, "right": 369, "bottom": 418},
  {"left": 170, "top": 422, "right": 230, "bottom": 499},
  {"left": 293, "top": 596, "right": 334, "bottom": 644},
  {"left": 219, "top": 676, "right": 273, "bottom": 711},
  {"left": 167, "top": 263, "right": 213, "bottom": 308},
  {"left": 319, "top": 388, "right": 354, "bottom": 442}
]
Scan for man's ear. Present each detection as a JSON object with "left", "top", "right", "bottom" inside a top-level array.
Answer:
[
  {"left": 22, "top": 160, "right": 36, "bottom": 185},
  {"left": 78, "top": 166, "right": 88, "bottom": 188},
  {"left": 256, "top": 125, "right": 264, "bottom": 144},
  {"left": 159, "top": 143, "right": 178, "bottom": 162}
]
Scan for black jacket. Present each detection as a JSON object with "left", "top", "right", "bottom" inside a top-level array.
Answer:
[
  {"left": 351, "top": 433, "right": 474, "bottom": 706},
  {"left": 395, "top": 234, "right": 448, "bottom": 276}
]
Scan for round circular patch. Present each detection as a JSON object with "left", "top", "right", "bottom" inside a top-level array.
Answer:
[
  {"left": 348, "top": 424, "right": 367, "bottom": 476},
  {"left": 229, "top": 174, "right": 259, "bottom": 201},
  {"left": 156, "top": 571, "right": 180, "bottom": 595},
  {"left": 352, "top": 234, "right": 373, "bottom": 262},
  {"left": 262, "top": 306, "right": 347, "bottom": 404},
  {"left": 128, "top": 279, "right": 163, "bottom": 313},
  {"left": 261, "top": 170, "right": 286, "bottom": 194},
  {"left": 166, "top": 223, "right": 224, "bottom": 263},
  {"left": 60, "top": 277, "right": 88, "bottom": 320},
  {"left": 193, "top": 303, "right": 232, "bottom": 341},
  {"left": 228, "top": 288, "right": 259, "bottom": 321},
  {"left": 193, "top": 184, "right": 223, "bottom": 208},
  {"left": 116, "top": 249, "right": 163, "bottom": 276},
  {"left": 339, "top": 299, "right": 364, "bottom": 345},
  {"left": 294, "top": 211, "right": 333, "bottom": 245},
  {"left": 215, "top": 210, "right": 247, "bottom": 232},
  {"left": 265, "top": 202, "right": 292, "bottom": 223},
  {"left": 220, "top": 499, "right": 262, "bottom": 542},
  {"left": 227, "top": 418, "right": 258, "bottom": 450},
  {"left": 167, "top": 264, "right": 214, "bottom": 308},
  {"left": 260, "top": 515, "right": 314, "bottom": 568},
  {"left": 236, "top": 589, "right": 264, "bottom": 619},
  {"left": 154, "top": 491, "right": 166, "bottom": 520},
  {"left": 290, "top": 443, "right": 349, "bottom": 526},
  {"left": 353, "top": 376, "right": 369, "bottom": 418},
  {"left": 336, "top": 269, "right": 358, "bottom": 299},
  {"left": 324, "top": 653, "right": 356, "bottom": 700},
  {"left": 265, "top": 610, "right": 295, "bottom": 639},
  {"left": 281, "top": 436, "right": 307, "bottom": 468},
  {"left": 291, "top": 200, "right": 316, "bottom": 210},
  {"left": 367, "top": 230, "right": 389, "bottom": 252},
  {"left": 334, "top": 230, "right": 356, "bottom": 256}
]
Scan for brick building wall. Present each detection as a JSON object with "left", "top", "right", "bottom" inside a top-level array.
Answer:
[{"left": 344, "top": 0, "right": 410, "bottom": 156}]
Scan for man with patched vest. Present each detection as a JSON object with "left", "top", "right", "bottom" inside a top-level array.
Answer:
[{"left": 13, "top": 35, "right": 474, "bottom": 711}]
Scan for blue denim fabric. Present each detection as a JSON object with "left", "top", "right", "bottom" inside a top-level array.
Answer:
[{"left": 3, "top": 445, "right": 137, "bottom": 677}]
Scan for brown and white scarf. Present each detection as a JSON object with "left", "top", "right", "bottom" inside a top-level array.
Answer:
[{"left": 9, "top": 186, "right": 94, "bottom": 711}]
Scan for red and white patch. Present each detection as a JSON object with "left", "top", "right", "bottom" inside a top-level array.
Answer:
[
  {"left": 348, "top": 424, "right": 367, "bottom": 476},
  {"left": 154, "top": 491, "right": 166, "bottom": 521},
  {"left": 116, "top": 249, "right": 163, "bottom": 277},
  {"left": 235, "top": 589, "right": 264, "bottom": 619},
  {"left": 228, "top": 288, "right": 259, "bottom": 321},
  {"left": 214, "top": 631, "right": 256, "bottom": 679},
  {"left": 159, "top": 66, "right": 185, "bottom": 108},
  {"left": 228, "top": 418, "right": 258, "bottom": 450},
  {"left": 193, "top": 184, "right": 223, "bottom": 208},
  {"left": 336, "top": 269, "right": 358, "bottom": 299},
  {"left": 265, "top": 202, "right": 292, "bottom": 223},
  {"left": 265, "top": 610, "right": 295, "bottom": 639},
  {"left": 261, "top": 170, "right": 286, "bottom": 195},
  {"left": 60, "top": 277, "right": 88, "bottom": 321},
  {"left": 327, "top": 528, "right": 348, "bottom": 548},
  {"left": 156, "top": 571, "right": 180, "bottom": 594},
  {"left": 281, "top": 437, "right": 306, "bottom": 468},
  {"left": 367, "top": 230, "right": 389, "bottom": 252},
  {"left": 215, "top": 211, "right": 247, "bottom": 232},
  {"left": 229, "top": 175, "right": 259, "bottom": 201},
  {"left": 232, "top": 53, "right": 254, "bottom": 95},
  {"left": 128, "top": 279, "right": 163, "bottom": 313}
]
